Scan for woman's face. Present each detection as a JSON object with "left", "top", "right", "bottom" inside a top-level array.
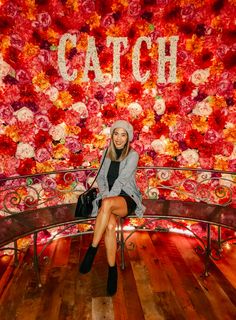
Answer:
[{"left": 112, "top": 128, "right": 128, "bottom": 149}]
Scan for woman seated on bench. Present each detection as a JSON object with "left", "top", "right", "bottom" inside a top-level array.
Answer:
[{"left": 79, "top": 120, "right": 145, "bottom": 295}]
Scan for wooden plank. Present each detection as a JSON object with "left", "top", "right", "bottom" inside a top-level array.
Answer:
[
  {"left": 127, "top": 233, "right": 163, "bottom": 320},
  {"left": 92, "top": 297, "right": 114, "bottom": 320},
  {"left": 113, "top": 244, "right": 144, "bottom": 320},
  {"left": 174, "top": 234, "right": 236, "bottom": 319},
  {"left": 131, "top": 231, "right": 172, "bottom": 292},
  {"left": 151, "top": 233, "right": 205, "bottom": 319}
]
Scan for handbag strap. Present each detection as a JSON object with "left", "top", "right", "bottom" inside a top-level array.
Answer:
[{"left": 87, "top": 148, "right": 108, "bottom": 190}]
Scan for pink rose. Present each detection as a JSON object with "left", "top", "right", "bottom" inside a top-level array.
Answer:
[
  {"left": 0, "top": 105, "right": 14, "bottom": 124},
  {"left": 35, "top": 148, "right": 51, "bottom": 162},
  {"left": 128, "top": 1, "right": 141, "bottom": 17},
  {"left": 87, "top": 98, "right": 100, "bottom": 114},
  {"left": 199, "top": 157, "right": 214, "bottom": 169},
  {"left": 204, "top": 129, "right": 220, "bottom": 144},
  {"left": 104, "top": 90, "right": 115, "bottom": 105},
  {"left": 65, "top": 137, "right": 82, "bottom": 152},
  {"left": 38, "top": 50, "right": 51, "bottom": 65},
  {"left": 228, "top": 159, "right": 236, "bottom": 171},
  {"left": 16, "top": 69, "right": 31, "bottom": 84},
  {"left": 35, "top": 114, "right": 52, "bottom": 131},
  {"left": 37, "top": 12, "right": 52, "bottom": 28},
  {"left": 132, "top": 141, "right": 144, "bottom": 154},
  {"left": 181, "top": 5, "right": 195, "bottom": 20},
  {"left": 11, "top": 34, "right": 24, "bottom": 50},
  {"left": 102, "top": 14, "right": 115, "bottom": 28},
  {"left": 82, "top": 0, "right": 95, "bottom": 13},
  {"left": 3, "top": 2, "right": 19, "bottom": 17}
]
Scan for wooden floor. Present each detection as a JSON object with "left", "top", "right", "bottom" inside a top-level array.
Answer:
[{"left": 0, "top": 232, "right": 236, "bottom": 320}]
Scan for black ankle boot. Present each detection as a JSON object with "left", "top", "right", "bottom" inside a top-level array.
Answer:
[
  {"left": 107, "top": 265, "right": 118, "bottom": 296},
  {"left": 79, "top": 244, "right": 98, "bottom": 274}
]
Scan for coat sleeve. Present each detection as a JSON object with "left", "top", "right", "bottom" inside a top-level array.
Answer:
[
  {"left": 96, "top": 149, "right": 108, "bottom": 196},
  {"left": 108, "top": 150, "right": 139, "bottom": 197}
]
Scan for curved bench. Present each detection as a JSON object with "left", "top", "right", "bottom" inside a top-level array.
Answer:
[{"left": 0, "top": 167, "right": 236, "bottom": 285}]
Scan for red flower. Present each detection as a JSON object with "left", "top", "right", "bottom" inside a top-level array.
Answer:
[
  {"left": 69, "top": 153, "right": 83, "bottom": 167},
  {"left": 17, "top": 158, "right": 36, "bottom": 175},
  {"left": 34, "top": 130, "right": 51, "bottom": 148},
  {"left": 179, "top": 81, "right": 194, "bottom": 96},
  {"left": 194, "top": 49, "right": 214, "bottom": 68},
  {"left": 165, "top": 102, "right": 180, "bottom": 114},
  {"left": 101, "top": 105, "right": 117, "bottom": 119},
  {"left": 68, "top": 84, "right": 84, "bottom": 101},
  {"left": 80, "top": 128, "right": 93, "bottom": 143},
  {"left": 198, "top": 143, "right": 213, "bottom": 158},
  {"left": 128, "top": 83, "right": 143, "bottom": 99},
  {"left": 0, "top": 135, "right": 17, "bottom": 156},
  {"left": 185, "top": 129, "right": 203, "bottom": 149},
  {"left": 222, "top": 50, "right": 236, "bottom": 70},
  {"left": 152, "top": 122, "right": 169, "bottom": 138},
  {"left": 48, "top": 106, "right": 65, "bottom": 125},
  {"left": 208, "top": 109, "right": 226, "bottom": 131}
]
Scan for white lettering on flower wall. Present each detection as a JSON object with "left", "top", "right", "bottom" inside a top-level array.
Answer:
[{"left": 58, "top": 33, "right": 179, "bottom": 84}]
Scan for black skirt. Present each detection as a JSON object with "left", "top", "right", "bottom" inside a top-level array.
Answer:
[{"left": 98, "top": 194, "right": 136, "bottom": 216}]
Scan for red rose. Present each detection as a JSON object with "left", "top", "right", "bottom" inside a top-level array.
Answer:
[
  {"left": 34, "top": 130, "right": 51, "bottom": 148},
  {"left": 185, "top": 129, "right": 203, "bottom": 149},
  {"left": 0, "top": 135, "right": 17, "bottom": 156},
  {"left": 48, "top": 106, "right": 65, "bottom": 125},
  {"left": 69, "top": 153, "right": 83, "bottom": 167},
  {"left": 208, "top": 109, "right": 227, "bottom": 131},
  {"left": 17, "top": 158, "right": 36, "bottom": 175},
  {"left": 152, "top": 122, "right": 169, "bottom": 138}
]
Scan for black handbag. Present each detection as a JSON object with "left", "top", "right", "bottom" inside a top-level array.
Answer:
[{"left": 75, "top": 149, "right": 107, "bottom": 218}]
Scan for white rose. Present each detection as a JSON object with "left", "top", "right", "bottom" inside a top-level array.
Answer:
[
  {"left": 45, "top": 86, "right": 59, "bottom": 101},
  {"left": 127, "top": 102, "right": 143, "bottom": 117},
  {"left": 15, "top": 107, "right": 34, "bottom": 122},
  {"left": 151, "top": 138, "right": 166, "bottom": 154},
  {"left": 153, "top": 98, "right": 166, "bottom": 115},
  {"left": 49, "top": 123, "right": 66, "bottom": 141},
  {"left": 71, "top": 102, "right": 88, "bottom": 118},
  {"left": 191, "top": 68, "right": 210, "bottom": 85},
  {"left": 192, "top": 100, "right": 212, "bottom": 116},
  {"left": 182, "top": 149, "right": 199, "bottom": 165},
  {"left": 16, "top": 142, "right": 35, "bottom": 159}
]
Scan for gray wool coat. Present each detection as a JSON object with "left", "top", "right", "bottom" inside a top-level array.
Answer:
[{"left": 91, "top": 149, "right": 146, "bottom": 218}]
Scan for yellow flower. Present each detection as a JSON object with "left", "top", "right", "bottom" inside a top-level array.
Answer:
[
  {"left": 161, "top": 114, "right": 178, "bottom": 127},
  {"left": 210, "top": 60, "right": 224, "bottom": 77},
  {"left": 106, "top": 25, "right": 122, "bottom": 37},
  {"left": 77, "top": 34, "right": 88, "bottom": 51},
  {"left": 192, "top": 115, "right": 208, "bottom": 133},
  {"left": 5, "top": 126, "right": 20, "bottom": 142},
  {"left": 0, "top": 36, "right": 10, "bottom": 53},
  {"left": 66, "top": 0, "right": 79, "bottom": 11},
  {"left": 139, "top": 154, "right": 154, "bottom": 166},
  {"left": 22, "top": 43, "right": 39, "bottom": 58},
  {"left": 32, "top": 71, "right": 50, "bottom": 91},
  {"left": 116, "top": 91, "right": 132, "bottom": 108},
  {"left": 53, "top": 145, "right": 69, "bottom": 159},
  {"left": 142, "top": 109, "right": 155, "bottom": 127},
  {"left": 36, "top": 161, "right": 55, "bottom": 173},
  {"left": 66, "top": 126, "right": 81, "bottom": 135},
  {"left": 164, "top": 24, "right": 179, "bottom": 36},
  {"left": 135, "top": 21, "right": 151, "bottom": 36},
  {"left": 92, "top": 134, "right": 107, "bottom": 148},
  {"left": 209, "top": 95, "right": 227, "bottom": 110},
  {"left": 47, "top": 28, "right": 59, "bottom": 45},
  {"left": 214, "top": 156, "right": 228, "bottom": 171},
  {"left": 165, "top": 140, "right": 180, "bottom": 157},
  {"left": 25, "top": 0, "right": 37, "bottom": 20},
  {"left": 143, "top": 76, "right": 157, "bottom": 91},
  {"left": 86, "top": 13, "right": 101, "bottom": 30},
  {"left": 54, "top": 91, "right": 73, "bottom": 109},
  {"left": 223, "top": 127, "right": 236, "bottom": 142},
  {"left": 186, "top": 34, "right": 203, "bottom": 54}
]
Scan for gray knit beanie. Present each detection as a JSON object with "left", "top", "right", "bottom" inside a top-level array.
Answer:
[{"left": 110, "top": 120, "right": 134, "bottom": 141}]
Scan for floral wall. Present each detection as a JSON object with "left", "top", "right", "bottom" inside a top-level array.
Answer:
[{"left": 0, "top": 0, "right": 236, "bottom": 179}]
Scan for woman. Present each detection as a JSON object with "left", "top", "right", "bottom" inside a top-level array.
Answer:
[{"left": 79, "top": 120, "right": 145, "bottom": 296}]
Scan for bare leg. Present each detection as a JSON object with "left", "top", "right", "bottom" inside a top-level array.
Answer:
[
  {"left": 92, "top": 196, "right": 128, "bottom": 247},
  {"left": 105, "top": 214, "right": 118, "bottom": 266}
]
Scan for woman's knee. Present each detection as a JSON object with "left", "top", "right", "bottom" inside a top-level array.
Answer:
[
  {"left": 100, "top": 197, "right": 114, "bottom": 211},
  {"left": 106, "top": 222, "right": 116, "bottom": 233}
]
